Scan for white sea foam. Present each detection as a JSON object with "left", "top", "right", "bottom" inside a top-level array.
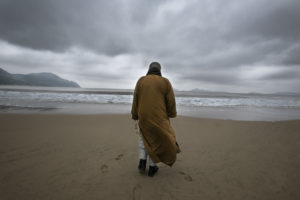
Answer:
[
  {"left": 1, "top": 89, "right": 300, "bottom": 121},
  {"left": 176, "top": 96, "right": 300, "bottom": 108},
  {"left": 1, "top": 90, "right": 300, "bottom": 108}
]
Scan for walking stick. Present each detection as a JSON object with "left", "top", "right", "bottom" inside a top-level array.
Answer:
[{"left": 134, "top": 120, "right": 140, "bottom": 135}]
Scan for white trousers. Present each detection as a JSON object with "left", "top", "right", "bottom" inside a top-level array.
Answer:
[{"left": 139, "top": 134, "right": 156, "bottom": 167}]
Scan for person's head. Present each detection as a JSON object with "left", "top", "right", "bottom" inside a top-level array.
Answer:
[
  {"left": 147, "top": 62, "right": 162, "bottom": 76},
  {"left": 149, "top": 62, "right": 161, "bottom": 71}
]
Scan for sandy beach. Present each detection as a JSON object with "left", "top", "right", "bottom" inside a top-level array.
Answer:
[{"left": 0, "top": 114, "right": 299, "bottom": 200}]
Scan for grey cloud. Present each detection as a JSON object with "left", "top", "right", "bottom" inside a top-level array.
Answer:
[
  {"left": 262, "top": 68, "right": 300, "bottom": 80},
  {"left": 73, "top": 70, "right": 122, "bottom": 81},
  {"left": 177, "top": 70, "right": 241, "bottom": 85},
  {"left": 1, "top": 0, "right": 300, "bottom": 92},
  {"left": 226, "top": 0, "right": 300, "bottom": 41},
  {"left": 0, "top": 0, "right": 136, "bottom": 55},
  {"left": 0, "top": 0, "right": 72, "bottom": 51},
  {"left": 281, "top": 45, "right": 300, "bottom": 66}
]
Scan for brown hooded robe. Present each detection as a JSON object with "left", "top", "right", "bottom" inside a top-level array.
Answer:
[{"left": 131, "top": 74, "right": 180, "bottom": 166}]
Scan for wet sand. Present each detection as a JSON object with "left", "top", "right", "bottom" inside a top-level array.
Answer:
[{"left": 0, "top": 114, "right": 299, "bottom": 200}]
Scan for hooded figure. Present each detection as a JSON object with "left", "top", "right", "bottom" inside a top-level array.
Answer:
[{"left": 131, "top": 62, "right": 181, "bottom": 176}]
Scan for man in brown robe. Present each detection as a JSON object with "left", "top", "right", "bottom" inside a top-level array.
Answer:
[{"left": 131, "top": 62, "right": 181, "bottom": 177}]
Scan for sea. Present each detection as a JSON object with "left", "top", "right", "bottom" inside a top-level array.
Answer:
[{"left": 1, "top": 85, "right": 300, "bottom": 121}]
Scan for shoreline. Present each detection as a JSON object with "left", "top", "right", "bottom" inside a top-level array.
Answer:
[
  {"left": 1, "top": 104, "right": 300, "bottom": 122},
  {"left": 1, "top": 87, "right": 300, "bottom": 122},
  {"left": 1, "top": 112, "right": 300, "bottom": 123}
]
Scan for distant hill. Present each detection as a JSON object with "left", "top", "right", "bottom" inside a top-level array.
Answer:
[{"left": 0, "top": 68, "right": 80, "bottom": 88}]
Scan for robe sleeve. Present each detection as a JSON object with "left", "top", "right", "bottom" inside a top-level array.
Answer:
[
  {"left": 131, "top": 78, "right": 140, "bottom": 120},
  {"left": 165, "top": 79, "right": 177, "bottom": 118}
]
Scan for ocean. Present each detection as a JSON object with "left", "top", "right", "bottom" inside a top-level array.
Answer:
[{"left": 1, "top": 85, "right": 300, "bottom": 121}]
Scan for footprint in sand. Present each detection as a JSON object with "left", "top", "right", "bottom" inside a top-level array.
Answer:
[
  {"left": 132, "top": 183, "right": 142, "bottom": 200},
  {"left": 178, "top": 171, "right": 193, "bottom": 182},
  {"left": 100, "top": 164, "right": 109, "bottom": 174},
  {"left": 115, "top": 154, "right": 124, "bottom": 161}
]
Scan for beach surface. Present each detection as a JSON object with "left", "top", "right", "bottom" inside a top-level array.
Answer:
[{"left": 0, "top": 114, "right": 299, "bottom": 200}]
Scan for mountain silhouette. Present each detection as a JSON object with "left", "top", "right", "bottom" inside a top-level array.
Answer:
[{"left": 0, "top": 68, "right": 80, "bottom": 87}]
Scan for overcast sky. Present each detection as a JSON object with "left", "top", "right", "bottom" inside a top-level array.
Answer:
[{"left": 0, "top": 0, "right": 300, "bottom": 93}]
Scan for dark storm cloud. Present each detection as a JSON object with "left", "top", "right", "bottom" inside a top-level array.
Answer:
[
  {"left": 178, "top": 71, "right": 240, "bottom": 85},
  {"left": 0, "top": 0, "right": 72, "bottom": 51},
  {"left": 281, "top": 44, "right": 300, "bottom": 66},
  {"left": 0, "top": 0, "right": 300, "bottom": 92},
  {"left": 226, "top": 0, "right": 300, "bottom": 41},
  {"left": 0, "top": 0, "right": 135, "bottom": 55},
  {"left": 262, "top": 68, "right": 300, "bottom": 81}
]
